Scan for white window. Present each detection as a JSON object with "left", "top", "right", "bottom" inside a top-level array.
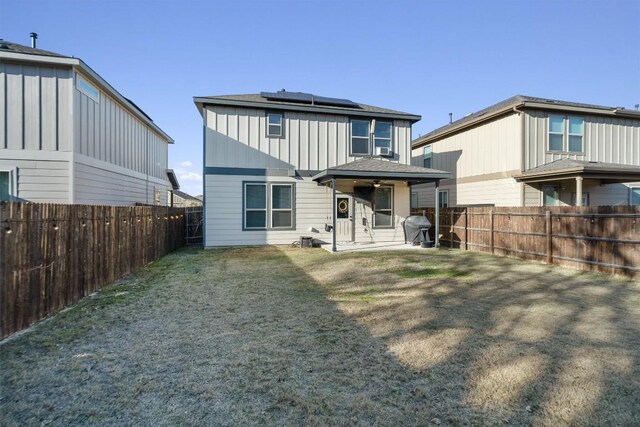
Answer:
[
  {"left": 548, "top": 115, "right": 583, "bottom": 152},
  {"left": 351, "top": 120, "right": 370, "bottom": 155},
  {"left": 76, "top": 76, "right": 100, "bottom": 103},
  {"left": 373, "top": 121, "right": 392, "bottom": 153},
  {"left": 0, "top": 169, "right": 16, "bottom": 201},
  {"left": 267, "top": 113, "right": 283, "bottom": 137},
  {"left": 631, "top": 187, "right": 640, "bottom": 205},
  {"left": 438, "top": 190, "right": 449, "bottom": 208},
  {"left": 244, "top": 182, "right": 294, "bottom": 230},
  {"left": 373, "top": 186, "right": 393, "bottom": 228},
  {"left": 423, "top": 145, "right": 432, "bottom": 168}
]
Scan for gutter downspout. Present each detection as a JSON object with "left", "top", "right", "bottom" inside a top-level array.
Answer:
[
  {"left": 434, "top": 179, "right": 440, "bottom": 248},
  {"left": 332, "top": 179, "right": 337, "bottom": 252}
]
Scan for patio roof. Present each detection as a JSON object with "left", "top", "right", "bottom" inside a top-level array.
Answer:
[
  {"left": 514, "top": 159, "right": 640, "bottom": 183},
  {"left": 311, "top": 158, "right": 451, "bottom": 184}
]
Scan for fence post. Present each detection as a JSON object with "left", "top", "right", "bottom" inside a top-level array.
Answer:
[
  {"left": 464, "top": 209, "right": 468, "bottom": 251},
  {"left": 489, "top": 209, "right": 494, "bottom": 254},
  {"left": 450, "top": 210, "right": 454, "bottom": 248},
  {"left": 546, "top": 210, "right": 552, "bottom": 264}
]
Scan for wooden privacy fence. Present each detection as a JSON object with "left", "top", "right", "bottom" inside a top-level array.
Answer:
[
  {"left": 0, "top": 202, "right": 185, "bottom": 339},
  {"left": 411, "top": 206, "right": 640, "bottom": 278}
]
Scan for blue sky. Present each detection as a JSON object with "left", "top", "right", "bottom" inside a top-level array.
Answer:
[{"left": 2, "top": 0, "right": 639, "bottom": 196}]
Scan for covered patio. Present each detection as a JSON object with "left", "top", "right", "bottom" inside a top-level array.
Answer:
[
  {"left": 515, "top": 159, "right": 640, "bottom": 206},
  {"left": 312, "top": 158, "right": 451, "bottom": 252}
]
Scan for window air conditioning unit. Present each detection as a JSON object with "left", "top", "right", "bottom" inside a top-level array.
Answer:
[{"left": 376, "top": 147, "right": 392, "bottom": 157}]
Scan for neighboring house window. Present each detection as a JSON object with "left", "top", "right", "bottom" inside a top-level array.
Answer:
[
  {"left": 271, "top": 184, "right": 293, "bottom": 228},
  {"left": 423, "top": 145, "right": 432, "bottom": 168},
  {"left": 548, "top": 115, "right": 584, "bottom": 152},
  {"left": 244, "top": 182, "right": 295, "bottom": 230},
  {"left": 411, "top": 192, "right": 418, "bottom": 209},
  {"left": 351, "top": 120, "right": 370, "bottom": 155},
  {"left": 438, "top": 190, "right": 449, "bottom": 208},
  {"left": 0, "top": 171, "right": 11, "bottom": 201},
  {"left": 571, "top": 192, "right": 590, "bottom": 206},
  {"left": 373, "top": 186, "right": 393, "bottom": 228},
  {"left": 631, "top": 187, "right": 640, "bottom": 205},
  {"left": 373, "top": 121, "right": 393, "bottom": 153},
  {"left": 542, "top": 185, "right": 559, "bottom": 206},
  {"left": 76, "top": 76, "right": 100, "bottom": 103},
  {"left": 267, "top": 113, "right": 283, "bottom": 137}
]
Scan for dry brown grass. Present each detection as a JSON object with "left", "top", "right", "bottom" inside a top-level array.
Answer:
[{"left": 1, "top": 246, "right": 638, "bottom": 426}]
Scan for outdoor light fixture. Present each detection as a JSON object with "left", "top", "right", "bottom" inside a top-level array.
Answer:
[{"left": 373, "top": 180, "right": 381, "bottom": 188}]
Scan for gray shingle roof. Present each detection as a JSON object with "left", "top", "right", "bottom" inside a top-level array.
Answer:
[
  {"left": 195, "top": 93, "right": 420, "bottom": 120},
  {"left": 312, "top": 158, "right": 450, "bottom": 182},
  {"left": 0, "top": 40, "right": 69, "bottom": 58},
  {"left": 520, "top": 158, "right": 640, "bottom": 176},
  {"left": 414, "top": 95, "right": 640, "bottom": 147}
]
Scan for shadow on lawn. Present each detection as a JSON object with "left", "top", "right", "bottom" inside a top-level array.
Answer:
[
  {"left": 1, "top": 246, "right": 638, "bottom": 426},
  {"left": 310, "top": 249, "right": 640, "bottom": 426}
]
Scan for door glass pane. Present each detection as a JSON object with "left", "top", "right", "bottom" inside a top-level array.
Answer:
[
  {"left": 336, "top": 197, "right": 349, "bottom": 219},
  {"left": 272, "top": 211, "right": 292, "bottom": 228},
  {"left": 246, "top": 211, "right": 266, "bottom": 228},
  {"left": 549, "top": 134, "right": 563, "bottom": 151},
  {"left": 0, "top": 172, "right": 9, "bottom": 201},
  {"left": 246, "top": 184, "right": 266, "bottom": 209},
  {"left": 272, "top": 185, "right": 291, "bottom": 209},
  {"left": 549, "top": 116, "right": 564, "bottom": 133},
  {"left": 374, "top": 211, "right": 392, "bottom": 227},
  {"left": 543, "top": 186, "right": 558, "bottom": 206},
  {"left": 374, "top": 188, "right": 391, "bottom": 209}
]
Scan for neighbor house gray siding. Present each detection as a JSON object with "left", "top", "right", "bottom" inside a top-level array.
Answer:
[{"left": 205, "top": 105, "right": 412, "bottom": 171}]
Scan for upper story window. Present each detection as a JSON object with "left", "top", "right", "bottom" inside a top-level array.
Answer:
[
  {"left": 267, "top": 113, "right": 283, "bottom": 137},
  {"left": 76, "top": 76, "right": 100, "bottom": 103},
  {"left": 423, "top": 145, "right": 432, "bottom": 168},
  {"left": 548, "top": 115, "right": 584, "bottom": 153},
  {"left": 374, "top": 121, "right": 393, "bottom": 153},
  {"left": 351, "top": 120, "right": 370, "bottom": 155}
]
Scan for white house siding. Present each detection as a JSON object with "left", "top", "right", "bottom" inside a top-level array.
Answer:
[
  {"left": 0, "top": 153, "right": 70, "bottom": 203},
  {"left": 412, "top": 177, "right": 521, "bottom": 208},
  {"left": 204, "top": 106, "right": 412, "bottom": 170},
  {"left": 204, "top": 174, "right": 409, "bottom": 247},
  {"left": 73, "top": 154, "right": 167, "bottom": 206}
]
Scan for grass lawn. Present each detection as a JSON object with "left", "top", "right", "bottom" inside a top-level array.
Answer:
[{"left": 1, "top": 246, "right": 639, "bottom": 426}]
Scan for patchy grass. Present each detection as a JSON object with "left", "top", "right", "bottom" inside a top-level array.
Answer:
[{"left": 1, "top": 246, "right": 639, "bottom": 426}]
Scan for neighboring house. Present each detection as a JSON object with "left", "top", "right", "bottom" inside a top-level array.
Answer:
[
  {"left": 193, "top": 91, "right": 449, "bottom": 249},
  {"left": 411, "top": 96, "right": 640, "bottom": 208},
  {"left": 0, "top": 37, "right": 174, "bottom": 205},
  {"left": 170, "top": 190, "right": 202, "bottom": 208}
]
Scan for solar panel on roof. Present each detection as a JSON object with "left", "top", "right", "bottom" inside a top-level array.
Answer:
[{"left": 260, "top": 91, "right": 360, "bottom": 109}]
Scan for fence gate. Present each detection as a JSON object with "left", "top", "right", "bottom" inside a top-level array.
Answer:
[{"left": 185, "top": 207, "right": 203, "bottom": 245}]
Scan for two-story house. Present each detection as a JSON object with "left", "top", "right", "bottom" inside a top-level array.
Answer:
[
  {"left": 411, "top": 96, "right": 640, "bottom": 208},
  {"left": 193, "top": 91, "right": 450, "bottom": 250},
  {"left": 0, "top": 37, "right": 174, "bottom": 205}
]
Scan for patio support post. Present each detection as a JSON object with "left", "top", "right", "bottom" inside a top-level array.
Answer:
[
  {"left": 332, "top": 178, "right": 337, "bottom": 252},
  {"left": 575, "top": 176, "right": 583, "bottom": 206},
  {"left": 434, "top": 180, "right": 440, "bottom": 248}
]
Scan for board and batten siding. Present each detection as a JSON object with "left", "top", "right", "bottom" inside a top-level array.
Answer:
[
  {"left": 205, "top": 174, "right": 409, "bottom": 247},
  {"left": 73, "top": 71, "right": 168, "bottom": 181},
  {"left": 204, "top": 106, "right": 412, "bottom": 170},
  {"left": 523, "top": 110, "right": 640, "bottom": 169}
]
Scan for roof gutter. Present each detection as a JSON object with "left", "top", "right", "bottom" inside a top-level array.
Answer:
[{"left": 193, "top": 97, "right": 422, "bottom": 123}]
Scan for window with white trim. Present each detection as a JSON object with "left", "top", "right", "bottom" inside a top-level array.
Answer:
[
  {"left": 438, "top": 190, "right": 449, "bottom": 208},
  {"left": 244, "top": 182, "right": 294, "bottom": 230},
  {"left": 631, "top": 187, "right": 640, "bottom": 205},
  {"left": 423, "top": 145, "right": 432, "bottom": 168},
  {"left": 0, "top": 171, "right": 11, "bottom": 201},
  {"left": 373, "top": 121, "right": 392, "bottom": 152},
  {"left": 351, "top": 119, "right": 370, "bottom": 155},
  {"left": 267, "top": 113, "right": 283, "bottom": 137},
  {"left": 548, "top": 115, "right": 584, "bottom": 152},
  {"left": 373, "top": 186, "right": 393, "bottom": 228},
  {"left": 76, "top": 76, "right": 100, "bottom": 103}
]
